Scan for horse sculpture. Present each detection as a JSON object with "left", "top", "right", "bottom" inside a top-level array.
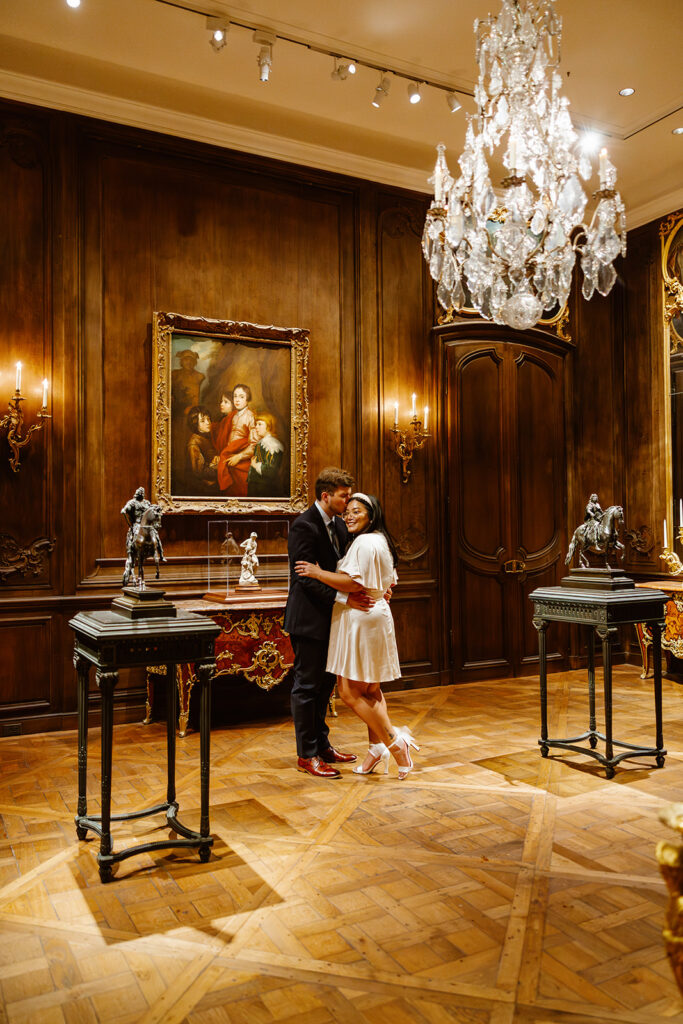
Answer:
[
  {"left": 122, "top": 504, "right": 166, "bottom": 588},
  {"left": 565, "top": 505, "right": 625, "bottom": 569}
]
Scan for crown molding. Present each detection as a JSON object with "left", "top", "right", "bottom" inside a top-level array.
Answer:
[
  {"left": 626, "top": 188, "right": 683, "bottom": 231},
  {"left": 0, "top": 69, "right": 431, "bottom": 194}
]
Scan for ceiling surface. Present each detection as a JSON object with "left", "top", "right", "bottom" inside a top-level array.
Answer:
[{"left": 1, "top": 0, "right": 682, "bottom": 227}]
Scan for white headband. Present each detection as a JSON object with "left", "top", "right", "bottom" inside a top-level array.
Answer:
[{"left": 351, "top": 492, "right": 371, "bottom": 505}]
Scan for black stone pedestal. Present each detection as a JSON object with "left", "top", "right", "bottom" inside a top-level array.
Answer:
[
  {"left": 529, "top": 581, "right": 667, "bottom": 778},
  {"left": 69, "top": 608, "right": 220, "bottom": 881}
]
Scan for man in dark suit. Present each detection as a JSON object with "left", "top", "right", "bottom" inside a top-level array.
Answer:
[{"left": 284, "top": 466, "right": 371, "bottom": 778}]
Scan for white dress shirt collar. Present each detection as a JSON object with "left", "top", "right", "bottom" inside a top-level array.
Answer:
[{"left": 315, "top": 500, "right": 334, "bottom": 527}]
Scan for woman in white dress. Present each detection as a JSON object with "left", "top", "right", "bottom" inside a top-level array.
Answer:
[{"left": 295, "top": 493, "right": 419, "bottom": 779}]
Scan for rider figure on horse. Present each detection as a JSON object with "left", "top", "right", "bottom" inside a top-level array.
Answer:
[
  {"left": 121, "top": 487, "right": 165, "bottom": 588},
  {"left": 584, "top": 493, "right": 604, "bottom": 548},
  {"left": 121, "top": 487, "right": 151, "bottom": 550}
]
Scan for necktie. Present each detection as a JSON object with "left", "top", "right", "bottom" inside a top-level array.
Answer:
[{"left": 327, "top": 521, "right": 340, "bottom": 556}]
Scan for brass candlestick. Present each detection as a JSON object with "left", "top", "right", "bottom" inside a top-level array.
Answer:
[
  {"left": 0, "top": 391, "right": 50, "bottom": 472},
  {"left": 391, "top": 414, "right": 430, "bottom": 484},
  {"left": 660, "top": 527, "right": 683, "bottom": 575}
]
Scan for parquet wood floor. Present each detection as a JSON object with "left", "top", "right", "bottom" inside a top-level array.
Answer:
[{"left": 1, "top": 665, "right": 683, "bottom": 1023}]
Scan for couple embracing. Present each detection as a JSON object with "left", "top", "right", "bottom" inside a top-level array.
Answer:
[{"left": 284, "top": 467, "right": 418, "bottom": 780}]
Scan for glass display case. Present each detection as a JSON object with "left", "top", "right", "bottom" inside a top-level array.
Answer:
[{"left": 206, "top": 518, "right": 290, "bottom": 602}]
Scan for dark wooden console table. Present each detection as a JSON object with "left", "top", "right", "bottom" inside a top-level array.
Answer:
[
  {"left": 146, "top": 594, "right": 295, "bottom": 736},
  {"left": 530, "top": 581, "right": 667, "bottom": 778},
  {"left": 70, "top": 608, "right": 220, "bottom": 882}
]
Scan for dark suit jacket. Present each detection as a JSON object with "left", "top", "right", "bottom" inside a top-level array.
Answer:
[{"left": 283, "top": 504, "right": 349, "bottom": 640}]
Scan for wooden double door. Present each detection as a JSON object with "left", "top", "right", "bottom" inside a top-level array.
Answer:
[{"left": 442, "top": 330, "right": 569, "bottom": 680}]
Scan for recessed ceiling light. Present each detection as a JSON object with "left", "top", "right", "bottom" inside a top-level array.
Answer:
[
  {"left": 66, "top": 0, "right": 81, "bottom": 7},
  {"left": 673, "top": 127, "right": 683, "bottom": 135},
  {"left": 619, "top": 87, "right": 635, "bottom": 97}
]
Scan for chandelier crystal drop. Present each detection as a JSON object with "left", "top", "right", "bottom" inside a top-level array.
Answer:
[{"left": 422, "top": 0, "right": 626, "bottom": 331}]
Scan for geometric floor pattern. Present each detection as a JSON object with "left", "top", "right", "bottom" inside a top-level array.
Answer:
[{"left": 1, "top": 665, "right": 683, "bottom": 1023}]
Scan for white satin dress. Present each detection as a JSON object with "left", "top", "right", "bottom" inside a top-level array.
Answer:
[{"left": 326, "top": 532, "right": 400, "bottom": 683}]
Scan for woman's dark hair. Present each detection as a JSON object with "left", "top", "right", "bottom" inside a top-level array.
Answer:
[
  {"left": 232, "top": 383, "right": 252, "bottom": 402},
  {"left": 187, "top": 404, "right": 212, "bottom": 433},
  {"left": 349, "top": 493, "right": 399, "bottom": 567}
]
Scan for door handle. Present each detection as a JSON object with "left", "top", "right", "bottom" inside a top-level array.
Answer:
[{"left": 502, "top": 559, "right": 526, "bottom": 574}]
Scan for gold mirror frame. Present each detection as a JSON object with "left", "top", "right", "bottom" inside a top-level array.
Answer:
[
  {"left": 661, "top": 210, "right": 683, "bottom": 353},
  {"left": 661, "top": 211, "right": 683, "bottom": 553},
  {"left": 152, "top": 311, "right": 309, "bottom": 514}
]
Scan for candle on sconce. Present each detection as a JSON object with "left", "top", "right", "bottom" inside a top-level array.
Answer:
[
  {"left": 599, "top": 147, "right": 608, "bottom": 185},
  {"left": 411, "top": 393, "right": 417, "bottom": 418},
  {"left": 393, "top": 401, "right": 398, "bottom": 428},
  {"left": 42, "top": 378, "right": 48, "bottom": 409},
  {"left": 664, "top": 520, "right": 669, "bottom": 549},
  {"left": 423, "top": 406, "right": 429, "bottom": 431},
  {"left": 509, "top": 138, "right": 518, "bottom": 171},
  {"left": 15, "top": 362, "right": 21, "bottom": 393}
]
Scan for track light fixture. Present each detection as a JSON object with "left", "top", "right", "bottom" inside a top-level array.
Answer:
[
  {"left": 253, "top": 29, "right": 276, "bottom": 83},
  {"left": 331, "top": 58, "right": 357, "bottom": 81},
  {"left": 206, "top": 16, "right": 229, "bottom": 52},
  {"left": 372, "top": 74, "right": 392, "bottom": 108},
  {"left": 150, "top": 1, "right": 470, "bottom": 114}
]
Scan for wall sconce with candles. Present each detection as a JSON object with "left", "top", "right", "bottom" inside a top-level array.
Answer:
[
  {"left": 0, "top": 362, "right": 51, "bottom": 472},
  {"left": 390, "top": 393, "right": 430, "bottom": 484},
  {"left": 660, "top": 508, "right": 683, "bottom": 575}
]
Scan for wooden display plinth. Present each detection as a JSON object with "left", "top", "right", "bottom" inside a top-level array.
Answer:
[{"left": 203, "top": 587, "right": 290, "bottom": 609}]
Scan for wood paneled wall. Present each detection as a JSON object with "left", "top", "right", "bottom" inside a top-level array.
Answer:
[
  {"left": 0, "top": 96, "right": 674, "bottom": 732},
  {"left": 0, "top": 99, "right": 440, "bottom": 733}
]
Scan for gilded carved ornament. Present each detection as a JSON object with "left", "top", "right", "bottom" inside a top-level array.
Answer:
[
  {"left": 657, "top": 803, "right": 683, "bottom": 996},
  {"left": 660, "top": 210, "right": 683, "bottom": 352}
]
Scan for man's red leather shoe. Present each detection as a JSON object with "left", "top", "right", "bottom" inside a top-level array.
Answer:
[
  {"left": 320, "top": 746, "right": 357, "bottom": 764},
  {"left": 297, "top": 756, "right": 341, "bottom": 778}
]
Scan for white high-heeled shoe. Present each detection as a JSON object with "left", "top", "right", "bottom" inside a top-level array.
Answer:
[
  {"left": 388, "top": 728, "right": 420, "bottom": 780},
  {"left": 352, "top": 742, "right": 390, "bottom": 775}
]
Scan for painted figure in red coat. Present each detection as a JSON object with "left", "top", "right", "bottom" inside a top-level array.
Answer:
[
  {"left": 210, "top": 390, "right": 234, "bottom": 458},
  {"left": 215, "top": 384, "right": 255, "bottom": 495}
]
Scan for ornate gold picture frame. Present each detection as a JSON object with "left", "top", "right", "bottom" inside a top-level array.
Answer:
[
  {"left": 661, "top": 210, "right": 683, "bottom": 353},
  {"left": 152, "top": 311, "right": 309, "bottom": 514}
]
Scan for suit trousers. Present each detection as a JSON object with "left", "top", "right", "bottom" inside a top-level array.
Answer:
[{"left": 289, "top": 634, "right": 336, "bottom": 758}]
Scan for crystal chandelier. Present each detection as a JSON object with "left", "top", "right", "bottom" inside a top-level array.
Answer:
[{"left": 422, "top": 0, "right": 626, "bottom": 331}]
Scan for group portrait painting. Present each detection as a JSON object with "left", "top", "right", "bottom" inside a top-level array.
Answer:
[{"left": 169, "top": 334, "right": 290, "bottom": 501}]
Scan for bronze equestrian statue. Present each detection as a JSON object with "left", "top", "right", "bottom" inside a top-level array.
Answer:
[
  {"left": 121, "top": 487, "right": 166, "bottom": 588},
  {"left": 565, "top": 496, "right": 625, "bottom": 569}
]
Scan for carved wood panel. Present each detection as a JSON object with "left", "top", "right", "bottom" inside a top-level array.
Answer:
[{"left": 442, "top": 329, "right": 568, "bottom": 679}]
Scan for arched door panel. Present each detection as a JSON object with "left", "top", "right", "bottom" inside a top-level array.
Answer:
[{"left": 445, "top": 334, "right": 568, "bottom": 679}]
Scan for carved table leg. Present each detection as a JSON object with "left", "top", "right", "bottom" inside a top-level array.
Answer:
[
  {"left": 587, "top": 627, "right": 597, "bottom": 747},
  {"left": 652, "top": 620, "right": 666, "bottom": 767},
  {"left": 634, "top": 622, "right": 652, "bottom": 680},
  {"left": 197, "top": 661, "right": 215, "bottom": 862},
  {"left": 178, "top": 665, "right": 193, "bottom": 738},
  {"left": 143, "top": 671, "right": 154, "bottom": 725},
  {"left": 74, "top": 651, "right": 90, "bottom": 839},
  {"left": 597, "top": 626, "right": 617, "bottom": 777},
  {"left": 96, "top": 669, "right": 118, "bottom": 882},
  {"left": 166, "top": 664, "right": 177, "bottom": 808},
  {"left": 533, "top": 618, "right": 549, "bottom": 757}
]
